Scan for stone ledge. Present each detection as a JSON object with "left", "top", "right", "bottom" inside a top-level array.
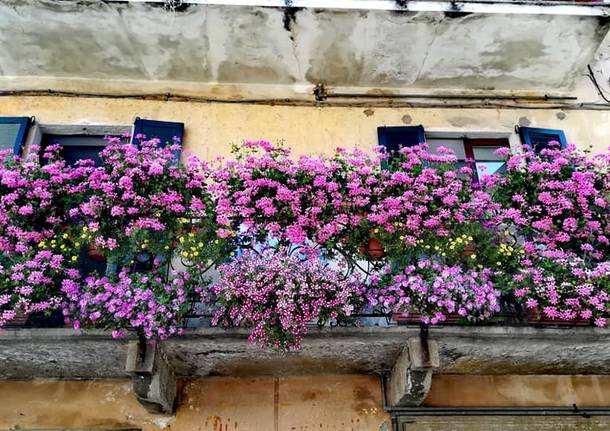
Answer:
[{"left": 0, "top": 326, "right": 608, "bottom": 379}]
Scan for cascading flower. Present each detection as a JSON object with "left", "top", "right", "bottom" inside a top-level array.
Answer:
[
  {"left": 207, "top": 247, "right": 365, "bottom": 351},
  {"left": 367, "top": 259, "right": 501, "bottom": 324},
  {"left": 511, "top": 258, "right": 609, "bottom": 327},
  {"left": 62, "top": 269, "right": 197, "bottom": 339}
]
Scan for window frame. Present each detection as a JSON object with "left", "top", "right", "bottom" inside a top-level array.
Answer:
[
  {"left": 463, "top": 138, "right": 510, "bottom": 182},
  {"left": 424, "top": 131, "right": 513, "bottom": 182}
]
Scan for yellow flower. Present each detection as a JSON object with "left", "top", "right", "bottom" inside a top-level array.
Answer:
[
  {"left": 399, "top": 236, "right": 405, "bottom": 241},
  {"left": 91, "top": 227, "right": 98, "bottom": 232},
  {"left": 141, "top": 244, "right": 147, "bottom": 249},
  {"left": 198, "top": 242, "right": 204, "bottom": 248},
  {"left": 373, "top": 228, "right": 379, "bottom": 234},
  {"left": 214, "top": 239, "right": 219, "bottom": 244},
  {"left": 230, "top": 252, "right": 235, "bottom": 257},
  {"left": 62, "top": 233, "right": 69, "bottom": 239},
  {"left": 74, "top": 242, "right": 80, "bottom": 248},
  {"left": 470, "top": 254, "right": 477, "bottom": 260},
  {"left": 164, "top": 245, "right": 170, "bottom": 250},
  {"left": 82, "top": 226, "right": 88, "bottom": 232},
  {"left": 193, "top": 251, "right": 199, "bottom": 257},
  {"left": 181, "top": 251, "right": 189, "bottom": 258},
  {"left": 434, "top": 246, "right": 440, "bottom": 251},
  {"left": 71, "top": 256, "right": 78, "bottom": 262}
]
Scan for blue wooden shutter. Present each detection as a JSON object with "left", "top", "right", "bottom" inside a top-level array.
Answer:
[
  {"left": 377, "top": 125, "right": 425, "bottom": 156},
  {"left": 132, "top": 118, "right": 184, "bottom": 154},
  {"left": 518, "top": 127, "right": 567, "bottom": 154},
  {"left": 0, "top": 117, "right": 31, "bottom": 156}
]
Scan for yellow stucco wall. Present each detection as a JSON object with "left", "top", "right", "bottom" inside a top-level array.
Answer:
[
  {"left": 0, "top": 96, "right": 609, "bottom": 159},
  {"left": 0, "top": 375, "right": 389, "bottom": 431},
  {"left": 425, "top": 375, "right": 610, "bottom": 407}
]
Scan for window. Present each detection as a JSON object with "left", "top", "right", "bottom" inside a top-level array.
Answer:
[
  {"left": 427, "top": 137, "right": 509, "bottom": 181},
  {"left": 377, "top": 125, "right": 510, "bottom": 181},
  {"left": 41, "top": 134, "right": 109, "bottom": 166},
  {"left": 0, "top": 117, "right": 31, "bottom": 156}
]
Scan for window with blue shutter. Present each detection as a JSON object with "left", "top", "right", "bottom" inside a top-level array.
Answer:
[
  {"left": 0, "top": 117, "right": 31, "bottom": 156},
  {"left": 377, "top": 125, "right": 425, "bottom": 156},
  {"left": 132, "top": 118, "right": 184, "bottom": 153},
  {"left": 518, "top": 127, "right": 567, "bottom": 154},
  {"left": 42, "top": 134, "right": 108, "bottom": 167}
]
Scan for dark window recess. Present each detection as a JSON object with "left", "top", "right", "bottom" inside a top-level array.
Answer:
[
  {"left": 42, "top": 134, "right": 109, "bottom": 278},
  {"left": 0, "top": 117, "right": 31, "bottom": 156},
  {"left": 41, "top": 134, "right": 108, "bottom": 166},
  {"left": 518, "top": 127, "right": 567, "bottom": 153},
  {"left": 132, "top": 118, "right": 184, "bottom": 151},
  {"left": 377, "top": 125, "right": 426, "bottom": 155}
]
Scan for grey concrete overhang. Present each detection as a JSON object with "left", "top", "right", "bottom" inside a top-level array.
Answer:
[
  {"left": 1, "top": 326, "right": 609, "bottom": 379},
  {"left": 1, "top": 0, "right": 609, "bottom": 101}
]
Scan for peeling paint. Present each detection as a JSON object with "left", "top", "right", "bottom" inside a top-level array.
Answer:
[{"left": 0, "top": 1, "right": 608, "bottom": 94}]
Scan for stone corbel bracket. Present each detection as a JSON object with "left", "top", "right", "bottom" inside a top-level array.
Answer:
[
  {"left": 385, "top": 335, "right": 440, "bottom": 407},
  {"left": 125, "top": 339, "right": 177, "bottom": 415}
]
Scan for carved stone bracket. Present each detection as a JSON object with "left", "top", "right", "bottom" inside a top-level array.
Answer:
[
  {"left": 125, "top": 339, "right": 177, "bottom": 415},
  {"left": 385, "top": 335, "right": 440, "bottom": 407}
]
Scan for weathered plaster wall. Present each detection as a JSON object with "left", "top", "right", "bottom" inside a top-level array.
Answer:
[
  {"left": 2, "top": 375, "right": 610, "bottom": 430},
  {"left": 0, "top": 0, "right": 609, "bottom": 99},
  {"left": 0, "top": 96, "right": 608, "bottom": 157},
  {"left": 0, "top": 375, "right": 389, "bottom": 431}
]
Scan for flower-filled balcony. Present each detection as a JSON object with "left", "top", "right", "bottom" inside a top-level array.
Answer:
[{"left": 0, "top": 136, "right": 608, "bottom": 413}]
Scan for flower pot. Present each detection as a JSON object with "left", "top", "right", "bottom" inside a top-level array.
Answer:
[
  {"left": 5, "top": 311, "right": 28, "bottom": 327},
  {"left": 360, "top": 237, "right": 385, "bottom": 259},
  {"left": 525, "top": 308, "right": 592, "bottom": 327},
  {"left": 462, "top": 242, "right": 476, "bottom": 259},
  {"left": 87, "top": 243, "right": 106, "bottom": 262}
]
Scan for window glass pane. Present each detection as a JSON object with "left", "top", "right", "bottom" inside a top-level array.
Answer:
[
  {"left": 476, "top": 161, "right": 506, "bottom": 179},
  {"left": 427, "top": 138, "right": 466, "bottom": 159},
  {"left": 472, "top": 146, "right": 506, "bottom": 161},
  {"left": 0, "top": 123, "right": 21, "bottom": 151}
]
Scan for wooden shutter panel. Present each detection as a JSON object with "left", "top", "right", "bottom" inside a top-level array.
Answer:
[
  {"left": 377, "top": 125, "right": 426, "bottom": 156},
  {"left": 518, "top": 127, "right": 567, "bottom": 153},
  {"left": 132, "top": 118, "right": 184, "bottom": 155},
  {"left": 0, "top": 117, "right": 31, "bottom": 156}
]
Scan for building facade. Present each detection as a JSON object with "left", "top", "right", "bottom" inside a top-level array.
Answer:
[{"left": 1, "top": 1, "right": 610, "bottom": 430}]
